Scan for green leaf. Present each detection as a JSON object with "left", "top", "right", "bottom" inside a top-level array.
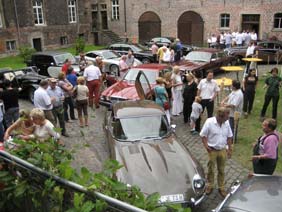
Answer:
[
  {"left": 81, "top": 201, "right": 95, "bottom": 212},
  {"left": 74, "top": 193, "right": 85, "bottom": 209}
]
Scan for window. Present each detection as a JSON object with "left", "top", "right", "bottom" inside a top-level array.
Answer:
[
  {"left": 33, "top": 0, "right": 44, "bottom": 25},
  {"left": 0, "top": 12, "right": 3, "bottom": 28},
  {"left": 91, "top": 4, "right": 98, "bottom": 11},
  {"left": 274, "top": 13, "right": 282, "bottom": 29},
  {"left": 6, "top": 40, "right": 16, "bottom": 51},
  {"left": 111, "top": 0, "right": 119, "bottom": 20},
  {"left": 220, "top": 13, "right": 230, "bottom": 28},
  {"left": 60, "top": 36, "right": 68, "bottom": 45},
  {"left": 100, "top": 4, "right": 107, "bottom": 11},
  {"left": 68, "top": 0, "right": 77, "bottom": 23}
]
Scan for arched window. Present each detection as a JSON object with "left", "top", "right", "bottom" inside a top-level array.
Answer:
[
  {"left": 33, "top": 0, "right": 44, "bottom": 25},
  {"left": 220, "top": 13, "right": 230, "bottom": 28},
  {"left": 274, "top": 13, "right": 282, "bottom": 29}
]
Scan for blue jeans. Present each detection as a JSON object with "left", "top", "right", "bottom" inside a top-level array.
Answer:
[{"left": 4, "top": 107, "right": 19, "bottom": 128}]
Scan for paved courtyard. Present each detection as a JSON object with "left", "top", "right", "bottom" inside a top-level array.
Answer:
[{"left": 19, "top": 64, "right": 277, "bottom": 211}]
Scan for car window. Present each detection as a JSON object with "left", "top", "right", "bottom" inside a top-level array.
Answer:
[
  {"left": 124, "top": 69, "right": 158, "bottom": 84},
  {"left": 101, "top": 51, "right": 120, "bottom": 59},
  {"left": 86, "top": 52, "right": 98, "bottom": 58},
  {"left": 113, "top": 115, "right": 169, "bottom": 141},
  {"left": 185, "top": 51, "right": 212, "bottom": 62},
  {"left": 54, "top": 53, "right": 76, "bottom": 65}
]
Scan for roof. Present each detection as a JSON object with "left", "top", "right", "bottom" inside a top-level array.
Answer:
[
  {"left": 113, "top": 100, "right": 164, "bottom": 119},
  {"left": 32, "top": 51, "right": 70, "bottom": 56}
]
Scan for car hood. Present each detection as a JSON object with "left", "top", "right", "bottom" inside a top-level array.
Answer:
[
  {"left": 175, "top": 60, "right": 207, "bottom": 71},
  {"left": 220, "top": 176, "right": 282, "bottom": 212},
  {"left": 115, "top": 136, "right": 205, "bottom": 199},
  {"left": 17, "top": 73, "right": 47, "bottom": 81},
  {"left": 102, "top": 81, "right": 146, "bottom": 100}
]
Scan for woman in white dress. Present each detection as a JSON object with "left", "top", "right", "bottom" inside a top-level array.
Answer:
[{"left": 171, "top": 66, "right": 183, "bottom": 116}]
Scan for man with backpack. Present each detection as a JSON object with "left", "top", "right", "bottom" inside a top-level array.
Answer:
[{"left": 252, "top": 118, "right": 280, "bottom": 175}]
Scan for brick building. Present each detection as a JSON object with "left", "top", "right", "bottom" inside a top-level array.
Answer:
[
  {"left": 105, "top": 0, "right": 282, "bottom": 45},
  {"left": 0, "top": 0, "right": 93, "bottom": 57}
]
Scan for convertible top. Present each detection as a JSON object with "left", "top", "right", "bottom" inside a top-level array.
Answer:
[{"left": 113, "top": 100, "right": 164, "bottom": 119}]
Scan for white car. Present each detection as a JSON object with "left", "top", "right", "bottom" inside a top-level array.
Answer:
[{"left": 83, "top": 50, "right": 142, "bottom": 76}]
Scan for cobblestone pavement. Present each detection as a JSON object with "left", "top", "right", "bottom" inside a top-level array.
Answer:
[{"left": 18, "top": 64, "right": 277, "bottom": 211}]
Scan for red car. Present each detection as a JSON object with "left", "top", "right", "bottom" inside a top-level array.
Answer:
[{"left": 99, "top": 64, "right": 172, "bottom": 108}]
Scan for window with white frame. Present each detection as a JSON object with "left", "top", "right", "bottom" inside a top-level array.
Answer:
[
  {"left": 0, "top": 12, "right": 3, "bottom": 28},
  {"left": 33, "top": 0, "right": 44, "bottom": 25},
  {"left": 6, "top": 40, "right": 16, "bottom": 51},
  {"left": 220, "top": 13, "right": 230, "bottom": 28},
  {"left": 112, "top": 0, "right": 119, "bottom": 20},
  {"left": 68, "top": 0, "right": 77, "bottom": 23},
  {"left": 274, "top": 13, "right": 282, "bottom": 29}
]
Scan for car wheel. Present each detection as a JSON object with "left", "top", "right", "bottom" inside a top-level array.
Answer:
[
  {"left": 28, "top": 88, "right": 36, "bottom": 103},
  {"left": 142, "top": 58, "right": 151, "bottom": 64},
  {"left": 110, "top": 64, "right": 120, "bottom": 76}
]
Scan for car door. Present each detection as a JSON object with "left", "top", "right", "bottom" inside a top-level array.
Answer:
[
  {"left": 257, "top": 42, "right": 276, "bottom": 62},
  {"left": 135, "top": 71, "right": 152, "bottom": 100},
  {"left": 103, "top": 111, "right": 116, "bottom": 159}
]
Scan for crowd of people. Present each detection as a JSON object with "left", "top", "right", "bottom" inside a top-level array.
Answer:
[{"left": 207, "top": 30, "right": 258, "bottom": 49}]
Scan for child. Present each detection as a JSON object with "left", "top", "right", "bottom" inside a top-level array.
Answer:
[{"left": 190, "top": 96, "right": 203, "bottom": 135}]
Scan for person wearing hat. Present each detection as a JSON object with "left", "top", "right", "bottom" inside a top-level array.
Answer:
[
  {"left": 47, "top": 78, "right": 69, "bottom": 137},
  {"left": 260, "top": 67, "right": 282, "bottom": 121}
]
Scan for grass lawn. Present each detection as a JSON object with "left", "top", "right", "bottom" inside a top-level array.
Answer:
[
  {"left": 233, "top": 75, "right": 282, "bottom": 174},
  {"left": 0, "top": 45, "right": 105, "bottom": 69}
]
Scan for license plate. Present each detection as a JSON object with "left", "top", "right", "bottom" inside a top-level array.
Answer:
[{"left": 159, "top": 194, "right": 184, "bottom": 203}]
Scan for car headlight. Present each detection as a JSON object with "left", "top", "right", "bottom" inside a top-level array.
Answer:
[{"left": 193, "top": 174, "right": 205, "bottom": 192}]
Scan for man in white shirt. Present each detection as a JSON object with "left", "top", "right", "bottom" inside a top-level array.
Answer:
[
  {"left": 34, "top": 79, "right": 55, "bottom": 124},
  {"left": 125, "top": 50, "right": 135, "bottom": 68},
  {"left": 235, "top": 32, "right": 243, "bottom": 46},
  {"left": 200, "top": 107, "right": 233, "bottom": 197},
  {"left": 83, "top": 61, "right": 102, "bottom": 109},
  {"left": 224, "top": 32, "right": 232, "bottom": 48},
  {"left": 251, "top": 31, "right": 257, "bottom": 41},
  {"left": 197, "top": 71, "right": 220, "bottom": 117},
  {"left": 221, "top": 80, "right": 243, "bottom": 142}
]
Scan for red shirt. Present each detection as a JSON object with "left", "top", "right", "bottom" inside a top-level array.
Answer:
[{"left": 61, "top": 64, "right": 69, "bottom": 74}]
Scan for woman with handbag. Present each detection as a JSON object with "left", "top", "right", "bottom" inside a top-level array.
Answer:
[{"left": 154, "top": 77, "right": 171, "bottom": 124}]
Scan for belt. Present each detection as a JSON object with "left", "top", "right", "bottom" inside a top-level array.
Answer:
[{"left": 208, "top": 146, "right": 225, "bottom": 151}]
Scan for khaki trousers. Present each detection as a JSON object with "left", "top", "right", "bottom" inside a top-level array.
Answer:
[{"left": 207, "top": 149, "right": 227, "bottom": 190}]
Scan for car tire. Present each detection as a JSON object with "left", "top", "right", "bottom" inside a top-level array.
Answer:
[
  {"left": 110, "top": 64, "right": 120, "bottom": 76},
  {"left": 142, "top": 58, "right": 151, "bottom": 64},
  {"left": 28, "top": 87, "right": 36, "bottom": 103}
]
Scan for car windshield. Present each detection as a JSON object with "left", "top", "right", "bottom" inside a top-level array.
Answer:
[
  {"left": 101, "top": 51, "right": 120, "bottom": 59},
  {"left": 54, "top": 53, "right": 76, "bottom": 65},
  {"left": 113, "top": 115, "right": 169, "bottom": 141},
  {"left": 124, "top": 69, "right": 157, "bottom": 84},
  {"left": 132, "top": 44, "right": 149, "bottom": 52},
  {"left": 185, "top": 51, "right": 212, "bottom": 62}
]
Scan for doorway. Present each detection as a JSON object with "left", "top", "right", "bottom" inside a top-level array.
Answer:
[
  {"left": 33, "top": 38, "right": 42, "bottom": 51},
  {"left": 177, "top": 11, "right": 204, "bottom": 46},
  {"left": 242, "top": 14, "right": 260, "bottom": 37},
  {"left": 101, "top": 11, "right": 108, "bottom": 30}
]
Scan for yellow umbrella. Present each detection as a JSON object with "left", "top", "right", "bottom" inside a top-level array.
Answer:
[{"left": 220, "top": 66, "right": 244, "bottom": 80}]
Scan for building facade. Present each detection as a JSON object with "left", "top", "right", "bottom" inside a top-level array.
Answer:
[
  {"left": 105, "top": 0, "right": 282, "bottom": 45},
  {"left": 0, "top": 0, "right": 93, "bottom": 57}
]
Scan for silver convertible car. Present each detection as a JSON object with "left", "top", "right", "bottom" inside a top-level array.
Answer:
[
  {"left": 84, "top": 50, "right": 142, "bottom": 76},
  {"left": 103, "top": 71, "right": 206, "bottom": 207}
]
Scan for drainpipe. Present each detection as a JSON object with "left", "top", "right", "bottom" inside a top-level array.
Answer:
[
  {"left": 13, "top": 0, "right": 21, "bottom": 46},
  {"left": 124, "top": 0, "right": 127, "bottom": 42}
]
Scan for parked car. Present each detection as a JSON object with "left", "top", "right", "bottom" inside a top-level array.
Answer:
[
  {"left": 26, "top": 51, "right": 81, "bottom": 77},
  {"left": 103, "top": 99, "right": 206, "bottom": 206},
  {"left": 83, "top": 50, "right": 141, "bottom": 76},
  {"left": 213, "top": 175, "right": 282, "bottom": 212},
  {"left": 224, "top": 40, "right": 282, "bottom": 64},
  {"left": 107, "top": 43, "right": 155, "bottom": 64},
  {"left": 175, "top": 48, "right": 236, "bottom": 78},
  {"left": 144, "top": 37, "right": 196, "bottom": 56},
  {"left": 0, "top": 66, "right": 47, "bottom": 102},
  {"left": 99, "top": 64, "right": 172, "bottom": 108}
]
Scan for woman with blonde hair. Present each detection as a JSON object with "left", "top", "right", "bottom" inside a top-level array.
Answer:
[
  {"left": 154, "top": 77, "right": 171, "bottom": 124},
  {"left": 171, "top": 66, "right": 183, "bottom": 116},
  {"left": 74, "top": 76, "right": 89, "bottom": 127},
  {"left": 27, "top": 108, "right": 60, "bottom": 141},
  {"left": 4, "top": 109, "right": 35, "bottom": 140}
]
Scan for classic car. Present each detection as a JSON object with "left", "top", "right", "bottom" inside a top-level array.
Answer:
[
  {"left": 213, "top": 175, "right": 282, "bottom": 212},
  {"left": 83, "top": 50, "right": 142, "bottom": 76},
  {"left": 0, "top": 66, "right": 47, "bottom": 102},
  {"left": 176, "top": 48, "right": 236, "bottom": 78},
  {"left": 26, "top": 51, "right": 81, "bottom": 77},
  {"left": 107, "top": 43, "right": 155, "bottom": 64},
  {"left": 99, "top": 64, "right": 172, "bottom": 108},
  {"left": 224, "top": 40, "right": 282, "bottom": 64},
  {"left": 144, "top": 37, "right": 196, "bottom": 56},
  {"left": 103, "top": 100, "right": 206, "bottom": 206}
]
